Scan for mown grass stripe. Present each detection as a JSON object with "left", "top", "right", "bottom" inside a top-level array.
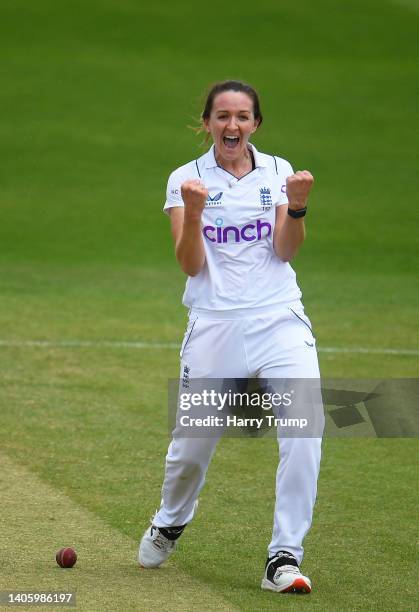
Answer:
[
  {"left": 0, "top": 453, "right": 239, "bottom": 611},
  {"left": 0, "top": 339, "right": 418, "bottom": 356}
]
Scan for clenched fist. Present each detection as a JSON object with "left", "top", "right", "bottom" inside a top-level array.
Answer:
[
  {"left": 181, "top": 179, "right": 208, "bottom": 218},
  {"left": 286, "top": 171, "right": 314, "bottom": 210}
]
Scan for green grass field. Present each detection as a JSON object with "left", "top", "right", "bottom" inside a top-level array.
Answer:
[{"left": 0, "top": 1, "right": 418, "bottom": 610}]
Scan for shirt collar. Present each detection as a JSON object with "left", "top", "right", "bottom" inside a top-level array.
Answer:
[{"left": 204, "top": 142, "right": 267, "bottom": 169}]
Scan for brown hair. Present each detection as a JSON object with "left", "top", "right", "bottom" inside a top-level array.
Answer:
[
  {"left": 189, "top": 80, "right": 263, "bottom": 144},
  {"left": 201, "top": 80, "right": 263, "bottom": 125}
]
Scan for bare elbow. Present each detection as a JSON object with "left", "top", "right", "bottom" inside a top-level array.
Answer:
[
  {"left": 175, "top": 243, "right": 205, "bottom": 277},
  {"left": 274, "top": 246, "right": 293, "bottom": 263},
  {"left": 178, "top": 258, "right": 205, "bottom": 277},
  {"left": 187, "top": 268, "right": 201, "bottom": 277},
  {"left": 182, "top": 266, "right": 203, "bottom": 277}
]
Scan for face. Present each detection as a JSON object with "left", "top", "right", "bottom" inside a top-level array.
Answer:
[{"left": 204, "top": 91, "right": 260, "bottom": 162}]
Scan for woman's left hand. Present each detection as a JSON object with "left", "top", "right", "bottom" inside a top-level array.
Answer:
[{"left": 286, "top": 171, "right": 314, "bottom": 210}]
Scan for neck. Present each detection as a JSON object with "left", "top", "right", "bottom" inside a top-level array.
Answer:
[{"left": 215, "top": 146, "right": 254, "bottom": 178}]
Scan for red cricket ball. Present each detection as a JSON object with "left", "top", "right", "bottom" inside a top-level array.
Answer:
[{"left": 56, "top": 547, "right": 77, "bottom": 568}]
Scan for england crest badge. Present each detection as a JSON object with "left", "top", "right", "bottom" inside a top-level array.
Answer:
[{"left": 260, "top": 187, "right": 272, "bottom": 210}]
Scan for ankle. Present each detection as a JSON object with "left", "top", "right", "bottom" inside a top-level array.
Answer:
[{"left": 156, "top": 525, "right": 186, "bottom": 541}]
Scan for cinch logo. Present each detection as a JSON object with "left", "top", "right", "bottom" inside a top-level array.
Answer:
[
  {"left": 206, "top": 191, "right": 223, "bottom": 206},
  {"left": 203, "top": 219, "right": 272, "bottom": 243}
]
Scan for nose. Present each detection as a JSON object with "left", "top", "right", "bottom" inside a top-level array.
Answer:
[{"left": 226, "top": 116, "right": 239, "bottom": 130}]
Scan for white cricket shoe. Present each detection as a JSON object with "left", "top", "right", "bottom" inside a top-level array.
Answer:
[
  {"left": 138, "top": 525, "right": 185, "bottom": 568},
  {"left": 261, "top": 551, "right": 312, "bottom": 594}
]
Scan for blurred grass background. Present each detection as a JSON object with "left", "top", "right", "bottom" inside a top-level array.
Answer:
[
  {"left": 1, "top": 0, "right": 418, "bottom": 359},
  {"left": 0, "top": 1, "right": 418, "bottom": 610}
]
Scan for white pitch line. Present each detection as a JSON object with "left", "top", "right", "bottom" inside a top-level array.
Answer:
[
  {"left": 319, "top": 346, "right": 419, "bottom": 356},
  {"left": 0, "top": 339, "right": 418, "bottom": 356},
  {"left": 0, "top": 339, "right": 179, "bottom": 350}
]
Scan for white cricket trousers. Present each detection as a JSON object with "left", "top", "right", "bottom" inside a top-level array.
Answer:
[{"left": 153, "top": 302, "right": 324, "bottom": 565}]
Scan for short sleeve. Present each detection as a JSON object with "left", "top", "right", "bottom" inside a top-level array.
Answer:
[
  {"left": 163, "top": 169, "right": 185, "bottom": 216},
  {"left": 275, "top": 159, "right": 294, "bottom": 207}
]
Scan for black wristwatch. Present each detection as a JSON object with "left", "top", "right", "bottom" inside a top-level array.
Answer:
[{"left": 287, "top": 206, "right": 307, "bottom": 218}]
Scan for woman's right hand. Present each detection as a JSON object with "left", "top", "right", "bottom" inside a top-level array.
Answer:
[{"left": 181, "top": 180, "right": 208, "bottom": 219}]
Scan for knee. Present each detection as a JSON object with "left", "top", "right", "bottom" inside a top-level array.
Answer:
[
  {"left": 167, "top": 454, "right": 207, "bottom": 479},
  {"left": 167, "top": 453, "right": 208, "bottom": 473}
]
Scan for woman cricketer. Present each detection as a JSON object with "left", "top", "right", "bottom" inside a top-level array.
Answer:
[{"left": 139, "top": 80, "right": 325, "bottom": 594}]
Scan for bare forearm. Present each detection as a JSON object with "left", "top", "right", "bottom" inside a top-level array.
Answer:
[
  {"left": 273, "top": 214, "right": 306, "bottom": 262},
  {"left": 274, "top": 169, "right": 314, "bottom": 262},
  {"left": 175, "top": 213, "right": 206, "bottom": 276}
]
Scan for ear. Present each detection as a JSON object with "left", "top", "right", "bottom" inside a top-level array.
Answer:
[
  {"left": 203, "top": 118, "right": 211, "bottom": 133},
  {"left": 251, "top": 118, "right": 260, "bottom": 133}
]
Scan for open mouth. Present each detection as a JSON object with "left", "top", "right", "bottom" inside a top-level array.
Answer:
[{"left": 223, "top": 135, "right": 240, "bottom": 149}]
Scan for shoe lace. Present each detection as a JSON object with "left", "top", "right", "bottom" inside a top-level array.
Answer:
[{"left": 274, "top": 564, "right": 301, "bottom": 580}]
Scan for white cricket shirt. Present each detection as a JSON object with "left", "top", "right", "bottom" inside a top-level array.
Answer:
[{"left": 163, "top": 143, "right": 302, "bottom": 311}]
